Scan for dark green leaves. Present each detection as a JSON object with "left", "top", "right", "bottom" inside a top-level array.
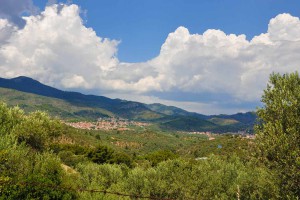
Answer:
[{"left": 256, "top": 72, "right": 300, "bottom": 197}]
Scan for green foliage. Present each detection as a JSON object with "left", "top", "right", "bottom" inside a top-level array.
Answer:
[
  {"left": 0, "top": 103, "right": 76, "bottom": 199},
  {"left": 208, "top": 117, "right": 239, "bottom": 126},
  {"left": 12, "top": 111, "right": 64, "bottom": 151},
  {"left": 110, "top": 152, "right": 133, "bottom": 167},
  {"left": 0, "top": 88, "right": 113, "bottom": 121},
  {"left": 0, "top": 102, "right": 65, "bottom": 151},
  {"left": 50, "top": 143, "right": 89, "bottom": 155},
  {"left": 76, "top": 163, "right": 126, "bottom": 200},
  {"left": 0, "top": 139, "right": 76, "bottom": 199},
  {"left": 160, "top": 116, "right": 217, "bottom": 131},
  {"left": 0, "top": 100, "right": 288, "bottom": 199},
  {"left": 58, "top": 150, "right": 87, "bottom": 167},
  {"left": 77, "top": 156, "right": 279, "bottom": 200},
  {"left": 0, "top": 102, "right": 24, "bottom": 135},
  {"left": 87, "top": 145, "right": 115, "bottom": 164},
  {"left": 256, "top": 72, "right": 300, "bottom": 198},
  {"left": 87, "top": 145, "right": 133, "bottom": 167},
  {"left": 192, "top": 135, "right": 251, "bottom": 160},
  {"left": 143, "top": 150, "right": 178, "bottom": 166},
  {"left": 49, "top": 143, "right": 90, "bottom": 167}
]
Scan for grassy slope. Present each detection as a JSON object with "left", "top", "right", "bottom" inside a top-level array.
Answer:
[
  {"left": 0, "top": 87, "right": 114, "bottom": 121},
  {"left": 58, "top": 124, "right": 251, "bottom": 159},
  {"left": 160, "top": 116, "right": 218, "bottom": 131},
  {"left": 146, "top": 103, "right": 207, "bottom": 119},
  {"left": 208, "top": 117, "right": 239, "bottom": 126},
  {"left": 0, "top": 76, "right": 164, "bottom": 121},
  {"left": 0, "top": 85, "right": 255, "bottom": 132},
  {"left": 147, "top": 103, "right": 256, "bottom": 132}
]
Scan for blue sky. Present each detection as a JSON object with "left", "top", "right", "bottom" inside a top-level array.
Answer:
[
  {"left": 1, "top": 0, "right": 300, "bottom": 114},
  {"left": 33, "top": 0, "right": 300, "bottom": 62}
]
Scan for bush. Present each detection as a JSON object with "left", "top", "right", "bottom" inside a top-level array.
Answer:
[
  {"left": 76, "top": 163, "right": 126, "bottom": 200},
  {"left": 0, "top": 105, "right": 76, "bottom": 199},
  {"left": 143, "top": 150, "right": 178, "bottom": 166},
  {"left": 87, "top": 145, "right": 114, "bottom": 164},
  {"left": 58, "top": 150, "right": 87, "bottom": 167},
  {"left": 0, "top": 102, "right": 24, "bottom": 135},
  {"left": 75, "top": 156, "right": 279, "bottom": 200},
  {"left": 0, "top": 140, "right": 76, "bottom": 199},
  {"left": 12, "top": 111, "right": 64, "bottom": 151},
  {"left": 87, "top": 145, "right": 133, "bottom": 167}
]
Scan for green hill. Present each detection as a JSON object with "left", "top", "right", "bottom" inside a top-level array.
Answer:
[
  {"left": 0, "top": 76, "right": 163, "bottom": 121},
  {"left": 146, "top": 103, "right": 207, "bottom": 119},
  {"left": 0, "top": 87, "right": 113, "bottom": 121},
  {"left": 0, "top": 76, "right": 256, "bottom": 132},
  {"left": 208, "top": 117, "right": 239, "bottom": 126},
  {"left": 160, "top": 116, "right": 218, "bottom": 131}
]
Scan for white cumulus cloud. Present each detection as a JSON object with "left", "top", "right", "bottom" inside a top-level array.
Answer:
[
  {"left": 0, "top": 4, "right": 119, "bottom": 90},
  {"left": 0, "top": 19, "right": 17, "bottom": 45},
  {"left": 0, "top": 3, "right": 300, "bottom": 114},
  {"left": 0, "top": 0, "right": 37, "bottom": 27},
  {"left": 144, "top": 13, "right": 300, "bottom": 102}
]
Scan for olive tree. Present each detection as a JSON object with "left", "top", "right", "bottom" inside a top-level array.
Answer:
[{"left": 255, "top": 72, "right": 300, "bottom": 198}]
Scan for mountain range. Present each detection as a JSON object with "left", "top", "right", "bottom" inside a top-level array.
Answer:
[{"left": 0, "top": 76, "right": 256, "bottom": 133}]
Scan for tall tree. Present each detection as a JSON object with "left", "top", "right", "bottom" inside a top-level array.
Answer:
[{"left": 255, "top": 72, "right": 300, "bottom": 198}]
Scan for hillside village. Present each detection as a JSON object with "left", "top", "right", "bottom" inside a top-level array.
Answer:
[
  {"left": 184, "top": 131, "right": 255, "bottom": 140},
  {"left": 65, "top": 118, "right": 255, "bottom": 140},
  {"left": 65, "top": 117, "right": 150, "bottom": 131}
]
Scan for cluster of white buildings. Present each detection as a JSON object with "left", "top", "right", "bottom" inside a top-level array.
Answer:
[
  {"left": 187, "top": 131, "right": 215, "bottom": 140},
  {"left": 65, "top": 117, "right": 149, "bottom": 131}
]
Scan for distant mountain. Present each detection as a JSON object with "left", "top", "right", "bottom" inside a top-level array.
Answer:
[
  {"left": 217, "top": 112, "right": 257, "bottom": 125},
  {"left": 0, "top": 87, "right": 113, "bottom": 121},
  {"left": 0, "top": 76, "right": 256, "bottom": 132},
  {"left": 0, "top": 76, "right": 163, "bottom": 121},
  {"left": 208, "top": 118, "right": 239, "bottom": 126},
  {"left": 160, "top": 116, "right": 217, "bottom": 132},
  {"left": 146, "top": 102, "right": 256, "bottom": 132},
  {"left": 146, "top": 103, "right": 208, "bottom": 119}
]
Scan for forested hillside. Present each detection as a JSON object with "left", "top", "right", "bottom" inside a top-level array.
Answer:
[
  {"left": 0, "top": 76, "right": 256, "bottom": 132},
  {"left": 1, "top": 72, "right": 299, "bottom": 199},
  {"left": 0, "top": 103, "right": 277, "bottom": 199}
]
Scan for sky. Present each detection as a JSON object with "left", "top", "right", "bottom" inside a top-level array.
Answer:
[{"left": 0, "top": 0, "right": 300, "bottom": 114}]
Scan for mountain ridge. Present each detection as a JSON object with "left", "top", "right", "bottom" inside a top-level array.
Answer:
[
  {"left": 0, "top": 76, "right": 256, "bottom": 132},
  {"left": 0, "top": 76, "right": 163, "bottom": 121}
]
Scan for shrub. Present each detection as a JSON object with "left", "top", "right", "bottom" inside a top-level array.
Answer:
[{"left": 12, "top": 111, "right": 64, "bottom": 151}]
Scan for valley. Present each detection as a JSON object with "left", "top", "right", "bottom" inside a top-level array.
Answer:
[
  {"left": 0, "top": 76, "right": 256, "bottom": 134},
  {"left": 0, "top": 74, "right": 298, "bottom": 199}
]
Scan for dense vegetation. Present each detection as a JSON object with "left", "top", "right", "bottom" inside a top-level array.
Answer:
[
  {"left": 0, "top": 72, "right": 299, "bottom": 199},
  {"left": 255, "top": 72, "right": 300, "bottom": 198},
  {"left": 0, "top": 102, "right": 274, "bottom": 199}
]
